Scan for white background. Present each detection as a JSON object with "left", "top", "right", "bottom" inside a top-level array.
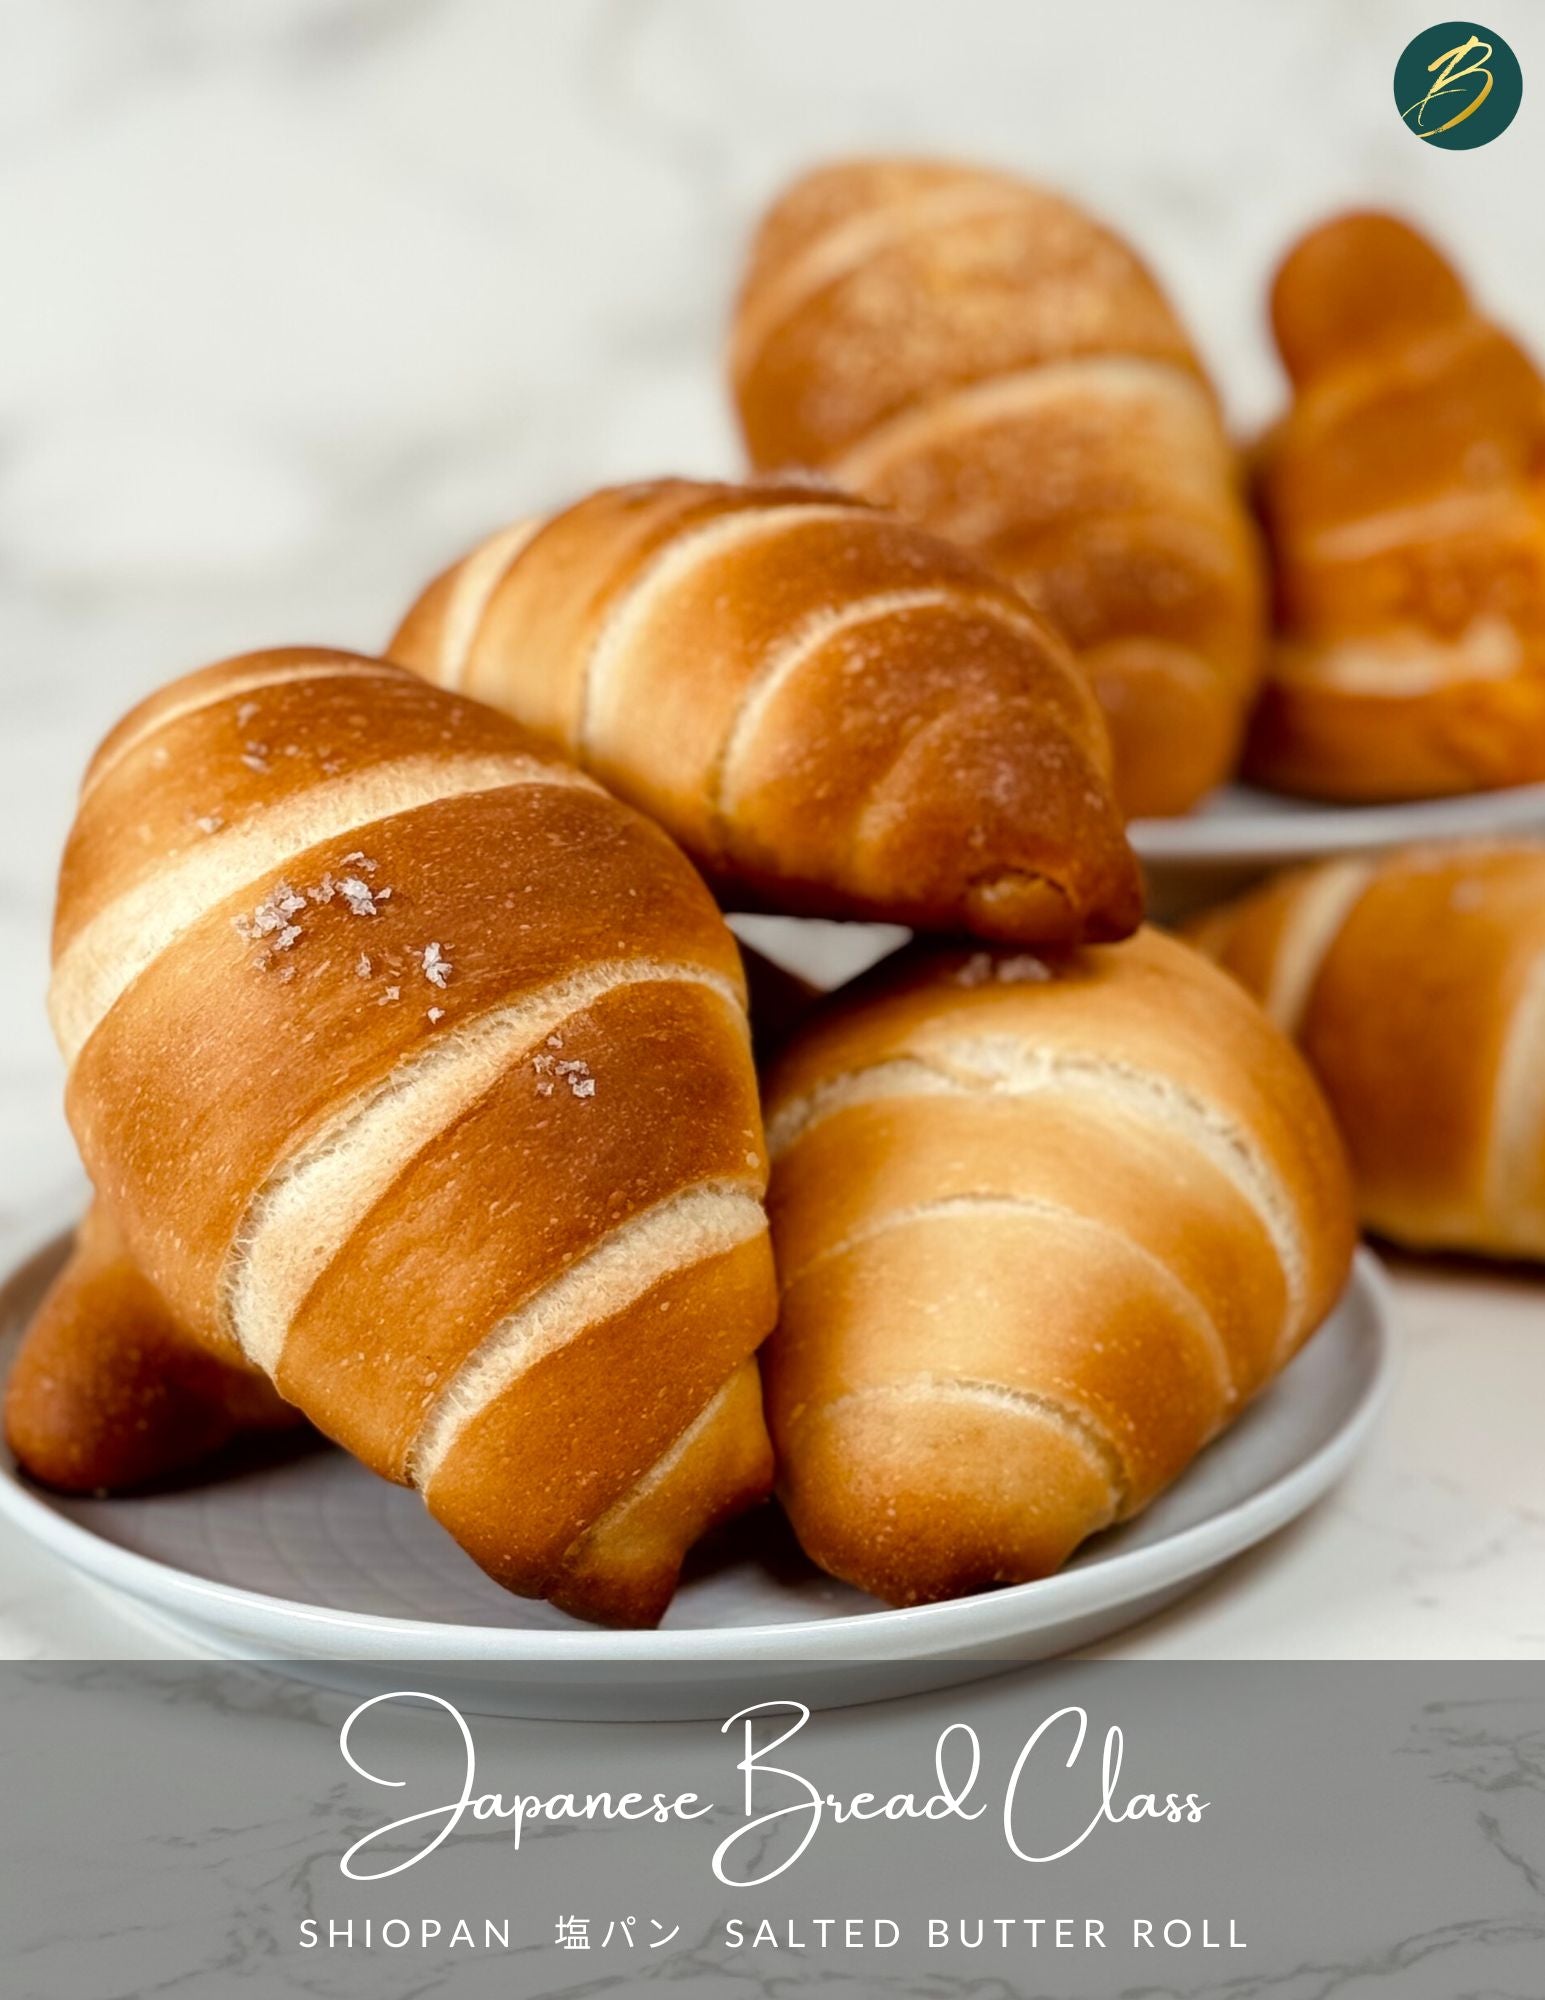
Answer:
[{"left": 1, "top": 0, "right": 1541, "bottom": 1655}]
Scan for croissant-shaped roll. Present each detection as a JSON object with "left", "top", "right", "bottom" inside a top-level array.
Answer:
[
  {"left": 5, "top": 1203, "right": 301, "bottom": 1493},
  {"left": 390, "top": 478, "right": 1141, "bottom": 946},
  {"left": 1248, "top": 211, "right": 1545, "bottom": 799},
  {"left": 729, "top": 158, "right": 1265, "bottom": 819},
  {"left": 41, "top": 647, "right": 777, "bottom": 1625},
  {"left": 1187, "top": 843, "right": 1545, "bottom": 1258},
  {"left": 9, "top": 949, "right": 808, "bottom": 1502},
  {"left": 760, "top": 929, "right": 1355, "bottom": 1605}
]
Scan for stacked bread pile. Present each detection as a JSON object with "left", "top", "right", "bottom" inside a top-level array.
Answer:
[{"left": 8, "top": 157, "right": 1542, "bottom": 1626}]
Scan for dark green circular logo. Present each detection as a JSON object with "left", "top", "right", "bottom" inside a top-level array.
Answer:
[{"left": 1395, "top": 23, "right": 1522, "bottom": 146}]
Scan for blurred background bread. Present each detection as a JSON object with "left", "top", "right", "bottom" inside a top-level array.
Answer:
[
  {"left": 1188, "top": 841, "right": 1545, "bottom": 1259},
  {"left": 1248, "top": 212, "right": 1545, "bottom": 801},
  {"left": 730, "top": 157, "right": 1265, "bottom": 819}
]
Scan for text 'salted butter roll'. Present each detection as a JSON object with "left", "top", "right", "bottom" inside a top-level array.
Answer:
[
  {"left": 730, "top": 158, "right": 1265, "bottom": 819},
  {"left": 760, "top": 930, "right": 1357, "bottom": 1606},
  {"left": 36, "top": 648, "right": 778, "bottom": 1626},
  {"left": 391, "top": 476, "right": 1141, "bottom": 946}
]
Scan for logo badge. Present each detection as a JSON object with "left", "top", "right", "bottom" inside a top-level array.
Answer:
[{"left": 1395, "top": 23, "right": 1522, "bottom": 146}]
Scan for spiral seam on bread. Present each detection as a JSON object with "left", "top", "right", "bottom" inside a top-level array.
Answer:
[
  {"left": 42, "top": 649, "right": 779, "bottom": 1623},
  {"left": 1189, "top": 844, "right": 1545, "bottom": 1258},
  {"left": 829, "top": 356, "right": 1219, "bottom": 495},
  {"left": 731, "top": 161, "right": 1266, "bottom": 818},
  {"left": 710, "top": 584, "right": 1048, "bottom": 832},
  {"left": 562, "top": 1363, "right": 750, "bottom": 1540},
  {"left": 577, "top": 498, "right": 863, "bottom": 752},
  {"left": 1299, "top": 485, "right": 1516, "bottom": 569},
  {"left": 53, "top": 751, "right": 595, "bottom": 1064},
  {"left": 779, "top": 1189, "right": 1238, "bottom": 1405},
  {"left": 81, "top": 656, "right": 410, "bottom": 799},
  {"left": 392, "top": 477, "right": 1140, "bottom": 945},
  {"left": 1483, "top": 945, "right": 1545, "bottom": 1228},
  {"left": 411, "top": 1180, "right": 766, "bottom": 1488},
  {"left": 766, "top": 1042, "right": 1309, "bottom": 1357},
  {"left": 434, "top": 520, "right": 543, "bottom": 689},
  {"left": 223, "top": 958, "right": 746, "bottom": 1372},
  {"left": 758, "top": 932, "right": 1356, "bottom": 1606},
  {"left": 808, "top": 1373, "right": 1131, "bottom": 1519},
  {"left": 1247, "top": 212, "right": 1545, "bottom": 798},
  {"left": 728, "top": 180, "right": 1033, "bottom": 384},
  {"left": 1253, "top": 857, "right": 1377, "bottom": 1034}
]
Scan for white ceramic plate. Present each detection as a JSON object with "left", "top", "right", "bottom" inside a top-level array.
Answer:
[
  {"left": 1131, "top": 780, "right": 1545, "bottom": 921},
  {"left": 0, "top": 1212, "right": 1393, "bottom": 1715}
]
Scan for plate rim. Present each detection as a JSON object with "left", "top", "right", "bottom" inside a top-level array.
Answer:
[
  {"left": 0, "top": 1221, "right": 1396, "bottom": 1662},
  {"left": 1130, "top": 779, "right": 1545, "bottom": 865}
]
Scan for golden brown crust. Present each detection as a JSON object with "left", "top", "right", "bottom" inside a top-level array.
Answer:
[
  {"left": 1242, "top": 671, "right": 1545, "bottom": 802},
  {"left": 68, "top": 778, "right": 741, "bottom": 1343},
  {"left": 548, "top": 1359, "right": 773, "bottom": 1626},
  {"left": 5, "top": 1205, "right": 300, "bottom": 1493},
  {"left": 729, "top": 158, "right": 1265, "bottom": 819},
  {"left": 732, "top": 159, "right": 1204, "bottom": 467},
  {"left": 779, "top": 1387, "right": 1119, "bottom": 1606},
  {"left": 278, "top": 979, "right": 767, "bottom": 1478},
  {"left": 1187, "top": 843, "right": 1545, "bottom": 1256},
  {"left": 1268, "top": 210, "right": 1469, "bottom": 391},
  {"left": 391, "top": 477, "right": 1142, "bottom": 946},
  {"left": 1248, "top": 212, "right": 1545, "bottom": 801},
  {"left": 42, "top": 649, "right": 778, "bottom": 1625},
  {"left": 424, "top": 1233, "right": 775, "bottom": 1618},
  {"left": 760, "top": 928, "right": 1356, "bottom": 1606}
]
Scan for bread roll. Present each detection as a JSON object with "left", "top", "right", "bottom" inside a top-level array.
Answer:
[
  {"left": 391, "top": 477, "right": 1141, "bottom": 946},
  {"left": 760, "top": 929, "right": 1355, "bottom": 1605},
  {"left": 1187, "top": 842, "right": 1545, "bottom": 1257},
  {"left": 39, "top": 647, "right": 777, "bottom": 1625},
  {"left": 1248, "top": 212, "right": 1545, "bottom": 799},
  {"left": 5, "top": 1203, "right": 301, "bottom": 1493},
  {"left": 729, "top": 158, "right": 1265, "bottom": 818},
  {"left": 9, "top": 940, "right": 810, "bottom": 1498}
]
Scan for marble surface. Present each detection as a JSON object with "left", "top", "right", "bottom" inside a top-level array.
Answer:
[{"left": 1, "top": 0, "right": 1542, "bottom": 1661}]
